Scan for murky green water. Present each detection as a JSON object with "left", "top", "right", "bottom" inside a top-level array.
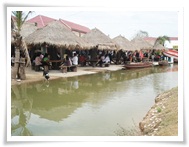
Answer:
[{"left": 11, "top": 64, "right": 178, "bottom": 136}]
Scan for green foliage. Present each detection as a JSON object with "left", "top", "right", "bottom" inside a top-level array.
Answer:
[
  {"left": 154, "top": 35, "right": 170, "bottom": 47},
  {"left": 114, "top": 119, "right": 142, "bottom": 136},
  {"left": 157, "top": 107, "right": 162, "bottom": 113},
  {"left": 12, "top": 11, "right": 33, "bottom": 32},
  {"left": 134, "top": 30, "right": 149, "bottom": 39},
  {"left": 173, "top": 45, "right": 178, "bottom": 50}
]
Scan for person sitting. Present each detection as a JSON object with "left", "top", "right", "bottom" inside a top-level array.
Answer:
[
  {"left": 135, "top": 50, "right": 141, "bottom": 62},
  {"left": 96, "top": 53, "right": 105, "bottom": 67},
  {"left": 64, "top": 55, "right": 72, "bottom": 66},
  {"left": 34, "top": 54, "right": 43, "bottom": 71},
  {"left": 42, "top": 53, "right": 50, "bottom": 74},
  {"left": 79, "top": 54, "right": 86, "bottom": 66},
  {"left": 59, "top": 55, "right": 72, "bottom": 72},
  {"left": 103, "top": 54, "right": 110, "bottom": 64}
]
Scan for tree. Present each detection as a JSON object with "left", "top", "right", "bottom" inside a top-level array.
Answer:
[
  {"left": 154, "top": 35, "right": 170, "bottom": 47},
  {"left": 11, "top": 11, "right": 33, "bottom": 80},
  {"left": 134, "top": 30, "right": 149, "bottom": 39}
]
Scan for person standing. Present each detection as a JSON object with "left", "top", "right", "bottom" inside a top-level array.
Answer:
[
  {"left": 42, "top": 53, "right": 50, "bottom": 74},
  {"left": 72, "top": 53, "right": 78, "bottom": 66}
]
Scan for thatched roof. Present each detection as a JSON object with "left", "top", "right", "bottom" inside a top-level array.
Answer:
[
  {"left": 131, "top": 37, "right": 153, "bottom": 50},
  {"left": 24, "top": 20, "right": 89, "bottom": 49},
  {"left": 20, "top": 22, "right": 38, "bottom": 38},
  {"left": 82, "top": 28, "right": 117, "bottom": 50},
  {"left": 144, "top": 37, "right": 157, "bottom": 46},
  {"left": 153, "top": 43, "right": 166, "bottom": 50},
  {"left": 112, "top": 35, "right": 137, "bottom": 51}
]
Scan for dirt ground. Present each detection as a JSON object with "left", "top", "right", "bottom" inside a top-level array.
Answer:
[{"left": 139, "top": 87, "right": 178, "bottom": 136}]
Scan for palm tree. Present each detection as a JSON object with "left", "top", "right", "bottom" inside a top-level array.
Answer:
[
  {"left": 134, "top": 30, "right": 149, "bottom": 39},
  {"left": 154, "top": 35, "right": 170, "bottom": 47},
  {"left": 11, "top": 11, "right": 33, "bottom": 80}
]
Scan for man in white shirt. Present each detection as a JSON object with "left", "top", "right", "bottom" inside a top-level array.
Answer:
[
  {"left": 72, "top": 53, "right": 78, "bottom": 65},
  {"left": 103, "top": 54, "right": 110, "bottom": 63}
]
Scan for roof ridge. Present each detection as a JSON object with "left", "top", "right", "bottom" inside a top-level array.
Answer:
[{"left": 39, "top": 15, "right": 45, "bottom": 27}]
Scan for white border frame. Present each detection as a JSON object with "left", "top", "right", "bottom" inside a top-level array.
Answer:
[{"left": 7, "top": 6, "right": 183, "bottom": 142}]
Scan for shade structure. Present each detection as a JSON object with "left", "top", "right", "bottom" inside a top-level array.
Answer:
[
  {"left": 20, "top": 22, "right": 38, "bottom": 39},
  {"left": 24, "top": 20, "right": 89, "bottom": 49},
  {"left": 143, "top": 37, "right": 157, "bottom": 46},
  {"left": 82, "top": 28, "right": 117, "bottom": 50},
  {"left": 112, "top": 35, "right": 137, "bottom": 51},
  {"left": 131, "top": 37, "right": 153, "bottom": 50},
  {"left": 153, "top": 43, "right": 167, "bottom": 50}
]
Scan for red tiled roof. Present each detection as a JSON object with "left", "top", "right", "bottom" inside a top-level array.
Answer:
[
  {"left": 144, "top": 36, "right": 178, "bottom": 41},
  {"left": 26, "top": 15, "right": 56, "bottom": 28},
  {"left": 169, "top": 37, "right": 178, "bottom": 40},
  {"left": 59, "top": 19, "right": 90, "bottom": 34},
  {"left": 144, "top": 37, "right": 157, "bottom": 41}
]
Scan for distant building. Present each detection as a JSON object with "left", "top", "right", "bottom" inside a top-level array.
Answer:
[
  {"left": 26, "top": 15, "right": 56, "bottom": 28},
  {"left": 59, "top": 19, "right": 90, "bottom": 37},
  {"left": 26, "top": 15, "right": 90, "bottom": 37},
  {"left": 169, "top": 37, "right": 178, "bottom": 50},
  {"left": 144, "top": 37, "right": 178, "bottom": 50}
]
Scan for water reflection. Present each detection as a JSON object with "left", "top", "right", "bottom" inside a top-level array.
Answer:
[
  {"left": 11, "top": 85, "right": 33, "bottom": 136},
  {"left": 11, "top": 65, "right": 178, "bottom": 136}
]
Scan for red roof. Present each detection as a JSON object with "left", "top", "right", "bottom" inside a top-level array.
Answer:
[
  {"left": 26, "top": 15, "right": 56, "bottom": 28},
  {"left": 59, "top": 19, "right": 90, "bottom": 34},
  {"left": 144, "top": 37, "right": 178, "bottom": 40},
  {"left": 144, "top": 37, "right": 157, "bottom": 41},
  {"left": 169, "top": 37, "right": 178, "bottom": 40}
]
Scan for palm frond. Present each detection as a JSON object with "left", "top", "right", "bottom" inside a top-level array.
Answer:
[
  {"left": 12, "top": 11, "right": 33, "bottom": 32},
  {"left": 154, "top": 36, "right": 170, "bottom": 47}
]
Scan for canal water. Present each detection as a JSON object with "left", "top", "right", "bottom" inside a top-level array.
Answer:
[{"left": 11, "top": 64, "right": 178, "bottom": 136}]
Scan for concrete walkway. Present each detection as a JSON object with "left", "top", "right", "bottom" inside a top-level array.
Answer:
[{"left": 11, "top": 65, "right": 124, "bottom": 85}]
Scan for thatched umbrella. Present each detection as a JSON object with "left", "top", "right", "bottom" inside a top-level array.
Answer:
[
  {"left": 131, "top": 37, "right": 153, "bottom": 50},
  {"left": 82, "top": 28, "right": 117, "bottom": 50},
  {"left": 24, "top": 20, "right": 89, "bottom": 49},
  {"left": 112, "top": 35, "right": 137, "bottom": 51}
]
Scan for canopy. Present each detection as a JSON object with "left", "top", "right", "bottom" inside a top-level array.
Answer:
[
  {"left": 112, "top": 35, "right": 137, "bottom": 51},
  {"left": 82, "top": 28, "right": 117, "bottom": 50},
  {"left": 24, "top": 20, "right": 89, "bottom": 49}
]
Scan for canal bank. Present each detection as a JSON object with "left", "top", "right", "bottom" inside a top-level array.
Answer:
[
  {"left": 11, "top": 65, "right": 124, "bottom": 85},
  {"left": 139, "top": 86, "right": 178, "bottom": 136}
]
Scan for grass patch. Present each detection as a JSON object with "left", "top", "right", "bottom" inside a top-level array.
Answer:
[{"left": 114, "top": 119, "right": 142, "bottom": 136}]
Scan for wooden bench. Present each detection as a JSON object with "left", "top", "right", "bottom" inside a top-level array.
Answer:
[
  {"left": 104, "top": 63, "right": 110, "bottom": 67},
  {"left": 49, "top": 60, "right": 63, "bottom": 70},
  {"left": 60, "top": 65, "right": 77, "bottom": 73},
  {"left": 101, "top": 63, "right": 110, "bottom": 67},
  {"left": 86, "top": 60, "right": 98, "bottom": 67}
]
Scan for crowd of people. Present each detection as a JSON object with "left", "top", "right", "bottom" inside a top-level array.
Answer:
[{"left": 31, "top": 48, "right": 166, "bottom": 72}]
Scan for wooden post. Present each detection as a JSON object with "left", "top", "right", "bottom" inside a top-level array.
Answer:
[
  {"left": 19, "top": 57, "right": 26, "bottom": 80},
  {"left": 11, "top": 49, "right": 20, "bottom": 79}
]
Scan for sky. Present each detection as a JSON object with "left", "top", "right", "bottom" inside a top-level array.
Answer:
[{"left": 26, "top": 8, "right": 179, "bottom": 40}]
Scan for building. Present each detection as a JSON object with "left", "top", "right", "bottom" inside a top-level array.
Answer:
[
  {"left": 144, "top": 37, "right": 178, "bottom": 50},
  {"left": 26, "top": 15, "right": 90, "bottom": 37},
  {"left": 26, "top": 15, "right": 56, "bottom": 28},
  {"left": 59, "top": 19, "right": 90, "bottom": 37},
  {"left": 169, "top": 37, "right": 178, "bottom": 50}
]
